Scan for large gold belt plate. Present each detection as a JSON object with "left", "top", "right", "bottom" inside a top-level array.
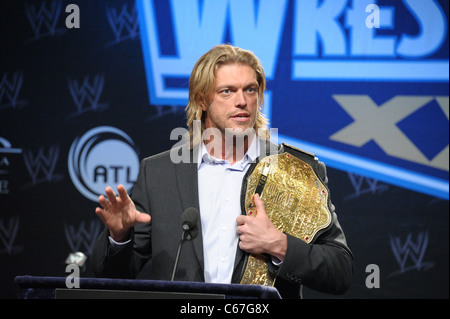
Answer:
[{"left": 240, "top": 152, "right": 332, "bottom": 286}]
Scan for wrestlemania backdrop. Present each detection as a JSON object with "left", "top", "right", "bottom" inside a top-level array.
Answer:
[{"left": 0, "top": 0, "right": 448, "bottom": 299}]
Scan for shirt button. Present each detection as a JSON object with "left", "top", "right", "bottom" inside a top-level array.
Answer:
[
  {"left": 224, "top": 197, "right": 230, "bottom": 201},
  {"left": 220, "top": 257, "right": 226, "bottom": 262}
]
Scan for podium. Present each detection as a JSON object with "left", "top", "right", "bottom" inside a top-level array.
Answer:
[{"left": 14, "top": 276, "right": 281, "bottom": 299}]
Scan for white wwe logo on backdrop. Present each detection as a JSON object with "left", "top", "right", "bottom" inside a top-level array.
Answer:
[
  {"left": 0, "top": 72, "right": 28, "bottom": 110},
  {"left": 344, "top": 172, "right": 389, "bottom": 200},
  {"left": 25, "top": 0, "right": 66, "bottom": 41},
  {"left": 0, "top": 217, "right": 21, "bottom": 255},
  {"left": 389, "top": 231, "right": 434, "bottom": 277},
  {"left": 67, "top": 75, "right": 108, "bottom": 117},
  {"left": 64, "top": 220, "right": 102, "bottom": 256},
  {"left": 146, "top": 105, "right": 185, "bottom": 121},
  {"left": 22, "top": 146, "right": 63, "bottom": 187},
  {"left": 106, "top": 3, "right": 139, "bottom": 46}
]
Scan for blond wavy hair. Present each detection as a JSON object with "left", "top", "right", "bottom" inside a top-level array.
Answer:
[{"left": 185, "top": 44, "right": 270, "bottom": 147}]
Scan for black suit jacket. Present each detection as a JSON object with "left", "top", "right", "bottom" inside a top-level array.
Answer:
[{"left": 91, "top": 140, "right": 354, "bottom": 298}]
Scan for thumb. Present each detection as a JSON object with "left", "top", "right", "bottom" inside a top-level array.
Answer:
[
  {"left": 252, "top": 193, "right": 267, "bottom": 217},
  {"left": 136, "top": 211, "right": 151, "bottom": 224}
]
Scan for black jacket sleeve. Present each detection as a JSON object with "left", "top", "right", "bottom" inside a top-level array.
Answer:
[
  {"left": 91, "top": 158, "right": 152, "bottom": 279},
  {"left": 274, "top": 160, "right": 354, "bottom": 297}
]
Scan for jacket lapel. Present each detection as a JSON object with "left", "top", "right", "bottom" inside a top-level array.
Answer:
[{"left": 174, "top": 150, "right": 204, "bottom": 278}]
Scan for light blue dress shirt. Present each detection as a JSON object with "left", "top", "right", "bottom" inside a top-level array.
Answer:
[{"left": 197, "top": 138, "right": 259, "bottom": 283}]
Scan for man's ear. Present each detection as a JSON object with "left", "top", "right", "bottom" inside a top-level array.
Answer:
[{"left": 200, "top": 97, "right": 208, "bottom": 111}]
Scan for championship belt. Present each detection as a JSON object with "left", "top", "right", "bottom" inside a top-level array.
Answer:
[{"left": 239, "top": 143, "right": 332, "bottom": 287}]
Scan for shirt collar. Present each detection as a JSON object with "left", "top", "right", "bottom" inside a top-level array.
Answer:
[{"left": 197, "top": 136, "right": 260, "bottom": 169}]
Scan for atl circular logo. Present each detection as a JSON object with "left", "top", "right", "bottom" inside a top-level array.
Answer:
[{"left": 68, "top": 126, "right": 139, "bottom": 202}]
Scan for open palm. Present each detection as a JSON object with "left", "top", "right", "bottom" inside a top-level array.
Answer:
[{"left": 95, "top": 184, "right": 151, "bottom": 242}]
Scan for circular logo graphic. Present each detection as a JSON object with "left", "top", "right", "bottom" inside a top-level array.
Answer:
[{"left": 68, "top": 126, "right": 139, "bottom": 202}]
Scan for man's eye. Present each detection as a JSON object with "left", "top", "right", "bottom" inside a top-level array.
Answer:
[{"left": 221, "top": 89, "right": 231, "bottom": 94}]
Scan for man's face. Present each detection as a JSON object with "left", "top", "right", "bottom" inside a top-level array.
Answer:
[{"left": 202, "top": 63, "right": 259, "bottom": 135}]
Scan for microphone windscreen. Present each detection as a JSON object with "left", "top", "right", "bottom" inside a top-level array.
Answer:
[{"left": 181, "top": 207, "right": 199, "bottom": 230}]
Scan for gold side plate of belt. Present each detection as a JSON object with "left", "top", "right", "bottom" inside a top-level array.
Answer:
[{"left": 240, "top": 152, "right": 332, "bottom": 286}]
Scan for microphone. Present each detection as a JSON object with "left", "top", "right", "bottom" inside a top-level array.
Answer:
[
  {"left": 171, "top": 207, "right": 199, "bottom": 281},
  {"left": 181, "top": 207, "right": 199, "bottom": 240}
]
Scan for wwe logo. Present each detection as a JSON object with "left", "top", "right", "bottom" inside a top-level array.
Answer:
[
  {"left": 23, "top": 146, "right": 63, "bottom": 187},
  {"left": 0, "top": 217, "right": 21, "bottom": 255},
  {"left": 64, "top": 220, "right": 102, "bottom": 256},
  {"left": 344, "top": 172, "right": 388, "bottom": 200},
  {"left": 389, "top": 231, "right": 434, "bottom": 277},
  {"left": 0, "top": 72, "right": 27, "bottom": 110},
  {"left": 106, "top": 4, "right": 139, "bottom": 46},
  {"left": 146, "top": 105, "right": 185, "bottom": 121},
  {"left": 25, "top": 0, "right": 66, "bottom": 41},
  {"left": 67, "top": 75, "right": 108, "bottom": 117}
]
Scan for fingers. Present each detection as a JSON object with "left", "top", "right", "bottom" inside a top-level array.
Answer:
[
  {"left": 105, "top": 186, "right": 117, "bottom": 204},
  {"left": 117, "top": 184, "right": 129, "bottom": 201},
  {"left": 95, "top": 185, "right": 151, "bottom": 225},
  {"left": 236, "top": 217, "right": 250, "bottom": 238},
  {"left": 236, "top": 193, "right": 265, "bottom": 234},
  {"left": 98, "top": 194, "right": 109, "bottom": 209},
  {"left": 237, "top": 223, "right": 253, "bottom": 253},
  {"left": 96, "top": 185, "right": 124, "bottom": 218},
  {"left": 94, "top": 206, "right": 107, "bottom": 224},
  {"left": 95, "top": 206, "right": 103, "bottom": 216},
  {"left": 100, "top": 185, "right": 128, "bottom": 207},
  {"left": 236, "top": 215, "right": 246, "bottom": 226},
  {"left": 236, "top": 194, "right": 274, "bottom": 254}
]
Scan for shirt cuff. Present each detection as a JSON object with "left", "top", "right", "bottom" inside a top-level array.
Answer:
[
  {"left": 108, "top": 236, "right": 131, "bottom": 255},
  {"left": 108, "top": 236, "right": 131, "bottom": 245},
  {"left": 271, "top": 256, "right": 283, "bottom": 266}
]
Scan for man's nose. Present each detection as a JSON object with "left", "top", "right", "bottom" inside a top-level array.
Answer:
[{"left": 234, "top": 90, "right": 247, "bottom": 108}]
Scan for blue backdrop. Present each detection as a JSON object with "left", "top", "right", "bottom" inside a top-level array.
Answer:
[{"left": 0, "top": 0, "right": 448, "bottom": 299}]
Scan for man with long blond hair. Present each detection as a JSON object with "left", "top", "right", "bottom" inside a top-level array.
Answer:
[
  {"left": 91, "top": 44, "right": 353, "bottom": 299},
  {"left": 185, "top": 44, "right": 270, "bottom": 147}
]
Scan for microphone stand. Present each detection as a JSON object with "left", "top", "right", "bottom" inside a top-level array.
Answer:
[{"left": 171, "top": 229, "right": 191, "bottom": 281}]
